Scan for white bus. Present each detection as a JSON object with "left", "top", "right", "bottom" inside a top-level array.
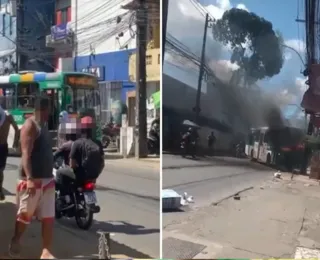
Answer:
[
  {"left": 245, "top": 126, "right": 305, "bottom": 166},
  {"left": 245, "top": 127, "right": 273, "bottom": 164}
]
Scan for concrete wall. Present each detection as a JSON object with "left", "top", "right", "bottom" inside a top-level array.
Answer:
[
  {"left": 71, "top": 0, "right": 136, "bottom": 56},
  {"left": 163, "top": 73, "right": 248, "bottom": 151}
]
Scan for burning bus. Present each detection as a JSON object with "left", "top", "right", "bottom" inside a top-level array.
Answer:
[{"left": 245, "top": 126, "right": 305, "bottom": 169}]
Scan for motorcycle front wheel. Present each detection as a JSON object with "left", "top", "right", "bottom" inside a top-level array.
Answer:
[{"left": 75, "top": 205, "right": 94, "bottom": 230}]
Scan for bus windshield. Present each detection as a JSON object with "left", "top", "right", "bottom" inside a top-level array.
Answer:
[
  {"left": 0, "top": 84, "right": 15, "bottom": 110},
  {"left": 65, "top": 74, "right": 100, "bottom": 117},
  {"left": 73, "top": 88, "right": 100, "bottom": 111}
]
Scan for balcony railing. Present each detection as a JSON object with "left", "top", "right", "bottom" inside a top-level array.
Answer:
[{"left": 129, "top": 48, "right": 160, "bottom": 82}]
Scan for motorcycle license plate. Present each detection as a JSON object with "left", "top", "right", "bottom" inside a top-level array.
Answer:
[{"left": 84, "top": 192, "right": 97, "bottom": 204}]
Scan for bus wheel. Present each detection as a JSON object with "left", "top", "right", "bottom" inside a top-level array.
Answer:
[
  {"left": 267, "top": 154, "right": 271, "bottom": 165},
  {"left": 250, "top": 149, "right": 254, "bottom": 160}
]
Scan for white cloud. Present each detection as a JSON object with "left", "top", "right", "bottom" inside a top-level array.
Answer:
[
  {"left": 165, "top": 0, "right": 248, "bottom": 86},
  {"left": 284, "top": 39, "right": 306, "bottom": 54},
  {"left": 276, "top": 77, "right": 307, "bottom": 105},
  {"left": 295, "top": 77, "right": 308, "bottom": 93},
  {"left": 236, "top": 3, "right": 249, "bottom": 11}
]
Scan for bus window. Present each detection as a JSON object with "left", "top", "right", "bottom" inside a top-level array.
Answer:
[
  {"left": 253, "top": 130, "right": 260, "bottom": 142},
  {"left": 0, "top": 84, "right": 15, "bottom": 109},
  {"left": 17, "top": 82, "right": 39, "bottom": 109},
  {"left": 259, "top": 133, "right": 264, "bottom": 145},
  {"left": 248, "top": 133, "right": 254, "bottom": 145},
  {"left": 264, "top": 131, "right": 270, "bottom": 143}
]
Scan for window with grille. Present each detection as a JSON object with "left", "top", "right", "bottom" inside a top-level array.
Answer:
[{"left": 146, "top": 55, "right": 152, "bottom": 65}]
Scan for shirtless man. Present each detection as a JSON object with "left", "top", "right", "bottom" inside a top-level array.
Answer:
[{"left": 0, "top": 105, "right": 19, "bottom": 200}]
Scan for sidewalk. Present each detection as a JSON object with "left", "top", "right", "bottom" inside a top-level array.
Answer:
[
  {"left": 0, "top": 195, "right": 151, "bottom": 259},
  {"left": 163, "top": 173, "right": 320, "bottom": 259},
  {"left": 162, "top": 153, "right": 270, "bottom": 171},
  {"left": 105, "top": 154, "right": 160, "bottom": 169}
]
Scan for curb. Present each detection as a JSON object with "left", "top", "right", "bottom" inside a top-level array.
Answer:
[{"left": 163, "top": 163, "right": 216, "bottom": 170}]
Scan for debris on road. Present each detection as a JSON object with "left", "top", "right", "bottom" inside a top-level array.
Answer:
[
  {"left": 181, "top": 192, "right": 194, "bottom": 206},
  {"left": 162, "top": 189, "right": 195, "bottom": 210},
  {"left": 233, "top": 194, "right": 241, "bottom": 200},
  {"left": 274, "top": 170, "right": 282, "bottom": 178}
]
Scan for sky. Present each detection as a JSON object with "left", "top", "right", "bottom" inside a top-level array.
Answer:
[{"left": 164, "top": 0, "right": 307, "bottom": 119}]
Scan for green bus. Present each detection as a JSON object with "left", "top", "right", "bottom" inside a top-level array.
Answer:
[{"left": 0, "top": 71, "right": 101, "bottom": 155}]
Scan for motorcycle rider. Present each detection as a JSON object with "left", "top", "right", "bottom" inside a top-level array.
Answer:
[
  {"left": 69, "top": 116, "right": 105, "bottom": 184},
  {"left": 148, "top": 119, "right": 160, "bottom": 153},
  {"left": 54, "top": 117, "right": 104, "bottom": 204},
  {"left": 182, "top": 127, "right": 198, "bottom": 155},
  {"left": 57, "top": 110, "right": 70, "bottom": 147}
]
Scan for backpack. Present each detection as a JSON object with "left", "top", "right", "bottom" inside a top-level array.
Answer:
[{"left": 81, "top": 139, "right": 103, "bottom": 179}]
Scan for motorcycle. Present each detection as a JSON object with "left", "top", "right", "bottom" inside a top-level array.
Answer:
[
  {"left": 181, "top": 140, "right": 196, "bottom": 158},
  {"left": 235, "top": 143, "right": 245, "bottom": 158},
  {"left": 147, "top": 135, "right": 159, "bottom": 154},
  {"left": 101, "top": 122, "right": 120, "bottom": 148},
  {"left": 53, "top": 162, "right": 100, "bottom": 230}
]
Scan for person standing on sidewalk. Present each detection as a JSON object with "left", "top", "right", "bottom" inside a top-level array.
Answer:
[
  {"left": 9, "top": 95, "right": 55, "bottom": 259},
  {"left": 207, "top": 131, "right": 216, "bottom": 156},
  {"left": 0, "top": 105, "right": 19, "bottom": 200}
]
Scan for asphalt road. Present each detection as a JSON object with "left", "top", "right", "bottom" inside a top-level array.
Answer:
[
  {"left": 162, "top": 154, "right": 275, "bottom": 210},
  {"left": 3, "top": 157, "right": 160, "bottom": 258}
]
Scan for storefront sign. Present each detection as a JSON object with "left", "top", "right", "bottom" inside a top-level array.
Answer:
[
  {"left": 81, "top": 66, "right": 105, "bottom": 81},
  {"left": 51, "top": 23, "right": 70, "bottom": 41}
]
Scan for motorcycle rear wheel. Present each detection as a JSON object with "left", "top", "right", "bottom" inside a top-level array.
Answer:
[{"left": 75, "top": 206, "right": 94, "bottom": 230}]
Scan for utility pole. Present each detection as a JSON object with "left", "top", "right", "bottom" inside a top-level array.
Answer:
[
  {"left": 16, "top": 0, "right": 22, "bottom": 72},
  {"left": 135, "top": 0, "right": 148, "bottom": 158},
  {"left": 194, "top": 13, "right": 210, "bottom": 123},
  {"left": 162, "top": 0, "right": 168, "bottom": 66}
]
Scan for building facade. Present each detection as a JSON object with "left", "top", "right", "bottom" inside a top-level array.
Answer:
[
  {"left": 74, "top": 49, "right": 135, "bottom": 123},
  {"left": 45, "top": 0, "right": 160, "bottom": 127},
  {"left": 163, "top": 62, "right": 249, "bottom": 152},
  {"left": 0, "top": 0, "right": 16, "bottom": 74},
  {"left": 16, "top": 0, "right": 55, "bottom": 72}
]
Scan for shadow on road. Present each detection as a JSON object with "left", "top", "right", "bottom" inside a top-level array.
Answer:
[
  {"left": 0, "top": 201, "right": 16, "bottom": 258},
  {"left": 95, "top": 184, "right": 160, "bottom": 201},
  {"left": 162, "top": 208, "right": 186, "bottom": 213},
  {"left": 0, "top": 201, "right": 153, "bottom": 259},
  {"left": 58, "top": 217, "right": 159, "bottom": 236},
  {"left": 57, "top": 218, "right": 158, "bottom": 258},
  {"left": 3, "top": 188, "right": 15, "bottom": 196}
]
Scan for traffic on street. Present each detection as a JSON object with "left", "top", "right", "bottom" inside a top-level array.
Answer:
[{"left": 1, "top": 157, "right": 160, "bottom": 259}]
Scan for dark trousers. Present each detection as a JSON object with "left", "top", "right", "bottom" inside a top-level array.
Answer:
[
  {"left": 0, "top": 143, "right": 8, "bottom": 190},
  {"left": 55, "top": 167, "right": 76, "bottom": 195}
]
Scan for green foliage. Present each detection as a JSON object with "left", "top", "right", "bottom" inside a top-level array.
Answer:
[{"left": 212, "top": 8, "right": 284, "bottom": 83}]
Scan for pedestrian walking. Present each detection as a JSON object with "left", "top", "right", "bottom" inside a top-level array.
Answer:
[{"left": 9, "top": 95, "right": 55, "bottom": 259}]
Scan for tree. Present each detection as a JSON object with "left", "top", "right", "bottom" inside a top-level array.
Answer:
[{"left": 212, "top": 8, "right": 284, "bottom": 86}]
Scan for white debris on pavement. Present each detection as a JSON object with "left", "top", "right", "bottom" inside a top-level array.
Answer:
[
  {"left": 162, "top": 189, "right": 194, "bottom": 210},
  {"left": 274, "top": 170, "right": 281, "bottom": 178},
  {"left": 294, "top": 246, "right": 320, "bottom": 258},
  {"left": 181, "top": 192, "right": 194, "bottom": 206}
]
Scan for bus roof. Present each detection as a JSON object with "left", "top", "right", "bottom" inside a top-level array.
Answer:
[
  {"left": 0, "top": 71, "right": 95, "bottom": 83},
  {"left": 250, "top": 126, "right": 269, "bottom": 131}
]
